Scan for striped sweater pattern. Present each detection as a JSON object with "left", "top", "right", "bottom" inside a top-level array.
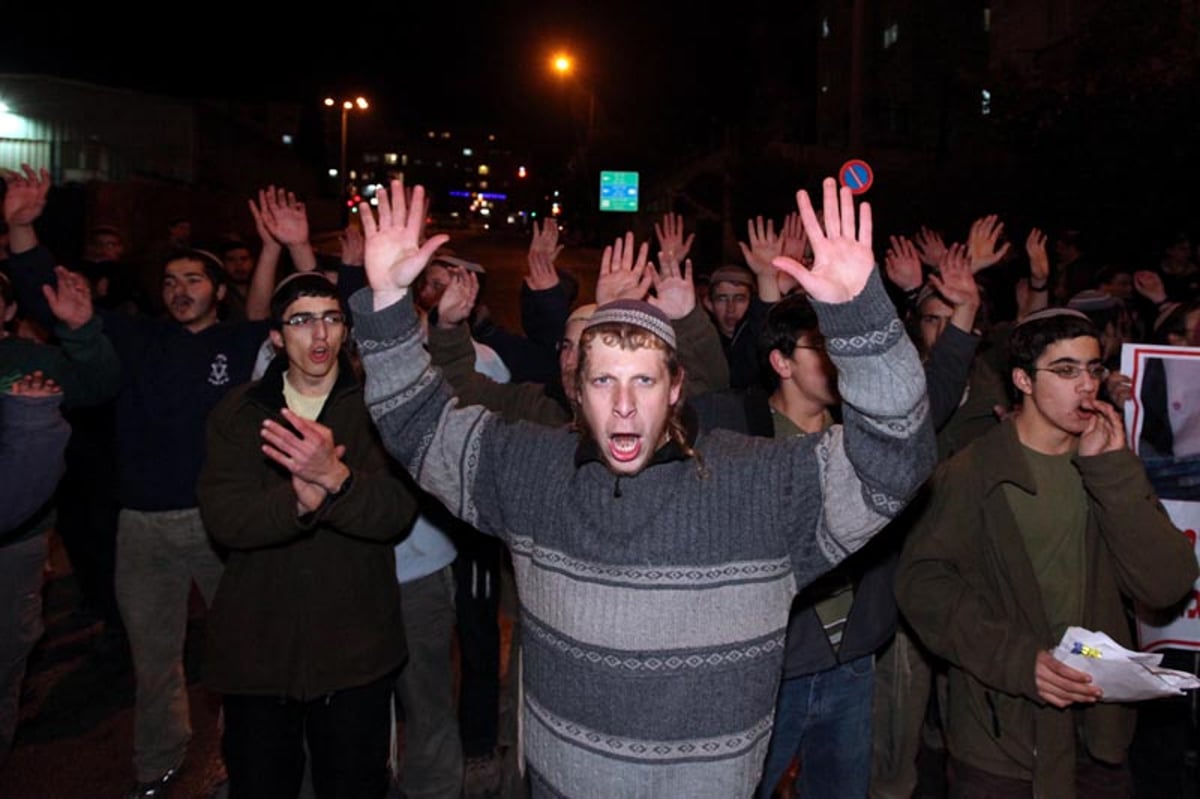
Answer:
[{"left": 352, "top": 271, "right": 934, "bottom": 798}]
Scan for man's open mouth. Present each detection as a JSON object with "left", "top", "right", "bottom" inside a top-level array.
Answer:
[{"left": 608, "top": 434, "right": 642, "bottom": 462}]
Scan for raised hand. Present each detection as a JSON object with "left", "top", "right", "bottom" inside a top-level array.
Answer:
[
  {"left": 2, "top": 164, "right": 51, "bottom": 227},
  {"left": 526, "top": 219, "right": 562, "bottom": 291},
  {"left": 781, "top": 211, "right": 809, "bottom": 264},
  {"left": 738, "top": 216, "right": 782, "bottom": 277},
  {"left": 885, "top": 235, "right": 923, "bottom": 292},
  {"left": 966, "top": 214, "right": 1010, "bottom": 273},
  {"left": 1077, "top": 399, "right": 1127, "bottom": 457},
  {"left": 648, "top": 256, "right": 694, "bottom": 321},
  {"left": 928, "top": 244, "right": 980, "bottom": 309},
  {"left": 42, "top": 266, "right": 93, "bottom": 331},
  {"left": 339, "top": 223, "right": 365, "bottom": 267},
  {"left": 437, "top": 269, "right": 479, "bottom": 328},
  {"left": 8, "top": 370, "right": 61, "bottom": 398},
  {"left": 654, "top": 212, "right": 695, "bottom": 269},
  {"left": 261, "top": 409, "right": 350, "bottom": 492},
  {"left": 773, "top": 177, "right": 874, "bottom": 304},
  {"left": 1132, "top": 270, "right": 1167, "bottom": 305},
  {"left": 359, "top": 179, "right": 449, "bottom": 309},
  {"left": 1035, "top": 650, "right": 1101, "bottom": 708},
  {"left": 1026, "top": 228, "right": 1050, "bottom": 288},
  {"left": 595, "top": 232, "right": 652, "bottom": 305},
  {"left": 914, "top": 226, "right": 948, "bottom": 267},
  {"left": 254, "top": 186, "right": 310, "bottom": 246}
]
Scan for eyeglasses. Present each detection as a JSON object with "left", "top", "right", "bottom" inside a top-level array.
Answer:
[
  {"left": 283, "top": 311, "right": 346, "bottom": 328},
  {"left": 1033, "top": 364, "right": 1110, "bottom": 381},
  {"left": 794, "top": 337, "right": 826, "bottom": 351}
]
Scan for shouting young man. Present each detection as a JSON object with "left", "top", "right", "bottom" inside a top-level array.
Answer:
[{"left": 351, "top": 178, "right": 935, "bottom": 797}]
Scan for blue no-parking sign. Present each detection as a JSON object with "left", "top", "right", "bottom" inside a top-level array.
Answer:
[{"left": 839, "top": 159, "right": 874, "bottom": 194}]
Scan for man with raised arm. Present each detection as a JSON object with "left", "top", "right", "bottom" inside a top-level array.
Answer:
[{"left": 350, "top": 177, "right": 934, "bottom": 797}]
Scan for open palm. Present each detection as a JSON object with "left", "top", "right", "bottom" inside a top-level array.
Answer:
[
  {"left": 774, "top": 178, "right": 874, "bottom": 304},
  {"left": 360, "top": 180, "right": 448, "bottom": 309}
]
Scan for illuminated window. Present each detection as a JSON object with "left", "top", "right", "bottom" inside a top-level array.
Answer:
[
  {"left": 981, "top": 89, "right": 991, "bottom": 115},
  {"left": 281, "top": 134, "right": 293, "bottom": 145},
  {"left": 427, "top": 131, "right": 436, "bottom": 138},
  {"left": 384, "top": 153, "right": 398, "bottom": 165},
  {"left": 983, "top": 7, "right": 991, "bottom": 31},
  {"left": 821, "top": 17, "right": 830, "bottom": 38},
  {"left": 479, "top": 181, "right": 488, "bottom": 189},
  {"left": 478, "top": 164, "right": 490, "bottom": 176},
  {"left": 441, "top": 131, "right": 451, "bottom": 139},
  {"left": 462, "top": 147, "right": 473, "bottom": 156}
]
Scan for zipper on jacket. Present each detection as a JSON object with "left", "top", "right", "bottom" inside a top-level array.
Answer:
[{"left": 985, "top": 691, "right": 1001, "bottom": 738}]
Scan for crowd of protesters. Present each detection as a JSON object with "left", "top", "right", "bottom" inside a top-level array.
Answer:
[{"left": 1, "top": 161, "right": 1198, "bottom": 799}]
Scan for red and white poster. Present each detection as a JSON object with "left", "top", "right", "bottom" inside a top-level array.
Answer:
[{"left": 1121, "top": 343, "right": 1200, "bottom": 652}]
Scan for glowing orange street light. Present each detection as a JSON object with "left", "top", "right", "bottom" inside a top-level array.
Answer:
[
  {"left": 551, "top": 53, "right": 573, "bottom": 76},
  {"left": 548, "top": 52, "right": 593, "bottom": 146}
]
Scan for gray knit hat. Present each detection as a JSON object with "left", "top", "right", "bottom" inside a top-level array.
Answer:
[{"left": 584, "top": 299, "right": 676, "bottom": 349}]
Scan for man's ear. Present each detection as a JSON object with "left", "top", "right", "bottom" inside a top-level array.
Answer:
[
  {"left": 269, "top": 329, "right": 284, "bottom": 351},
  {"left": 700, "top": 294, "right": 714, "bottom": 314},
  {"left": 1011, "top": 367, "right": 1034, "bottom": 397},
  {"left": 669, "top": 368, "right": 684, "bottom": 407},
  {"left": 216, "top": 283, "right": 227, "bottom": 303},
  {"left": 768, "top": 348, "right": 792, "bottom": 382},
  {"left": 2, "top": 302, "right": 17, "bottom": 324}
]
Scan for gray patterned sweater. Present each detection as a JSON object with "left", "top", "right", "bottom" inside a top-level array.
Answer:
[{"left": 351, "top": 271, "right": 934, "bottom": 799}]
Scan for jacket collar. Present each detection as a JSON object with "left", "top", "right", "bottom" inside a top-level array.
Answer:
[
  {"left": 974, "top": 417, "right": 1040, "bottom": 496},
  {"left": 246, "top": 351, "right": 358, "bottom": 412}
]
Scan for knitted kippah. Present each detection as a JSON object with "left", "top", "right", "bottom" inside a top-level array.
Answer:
[
  {"left": 708, "top": 265, "right": 755, "bottom": 289},
  {"left": 584, "top": 299, "right": 676, "bottom": 349},
  {"left": 1014, "top": 306, "right": 1092, "bottom": 327}
]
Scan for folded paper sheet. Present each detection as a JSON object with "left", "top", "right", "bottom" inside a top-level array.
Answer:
[{"left": 1054, "top": 627, "right": 1200, "bottom": 702}]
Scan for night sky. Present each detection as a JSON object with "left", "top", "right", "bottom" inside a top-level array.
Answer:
[
  {"left": 2, "top": 3, "right": 751, "bottom": 140},
  {"left": 5, "top": 2, "right": 1198, "bottom": 252}
]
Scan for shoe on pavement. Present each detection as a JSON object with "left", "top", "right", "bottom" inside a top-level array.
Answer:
[{"left": 124, "top": 764, "right": 181, "bottom": 798}]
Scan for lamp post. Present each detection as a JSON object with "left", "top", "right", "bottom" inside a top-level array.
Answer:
[
  {"left": 549, "top": 53, "right": 594, "bottom": 147},
  {"left": 324, "top": 96, "right": 369, "bottom": 191}
]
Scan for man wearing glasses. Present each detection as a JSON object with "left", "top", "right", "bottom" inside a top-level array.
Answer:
[
  {"left": 198, "top": 273, "right": 416, "bottom": 798},
  {"left": 897, "top": 307, "right": 1197, "bottom": 797}
]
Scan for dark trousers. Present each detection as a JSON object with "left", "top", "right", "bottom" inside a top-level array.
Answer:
[
  {"left": 948, "top": 755, "right": 1133, "bottom": 799},
  {"left": 222, "top": 672, "right": 395, "bottom": 799},
  {"left": 453, "top": 535, "right": 502, "bottom": 758},
  {"left": 56, "top": 405, "right": 122, "bottom": 628}
]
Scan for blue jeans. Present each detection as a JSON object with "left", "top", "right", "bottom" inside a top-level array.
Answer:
[{"left": 758, "top": 654, "right": 875, "bottom": 799}]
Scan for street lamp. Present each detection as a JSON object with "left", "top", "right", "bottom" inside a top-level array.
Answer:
[
  {"left": 324, "top": 96, "right": 369, "bottom": 191},
  {"left": 548, "top": 53, "right": 593, "bottom": 145}
]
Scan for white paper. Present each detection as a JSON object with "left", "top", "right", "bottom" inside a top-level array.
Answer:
[{"left": 1053, "top": 627, "right": 1200, "bottom": 702}]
